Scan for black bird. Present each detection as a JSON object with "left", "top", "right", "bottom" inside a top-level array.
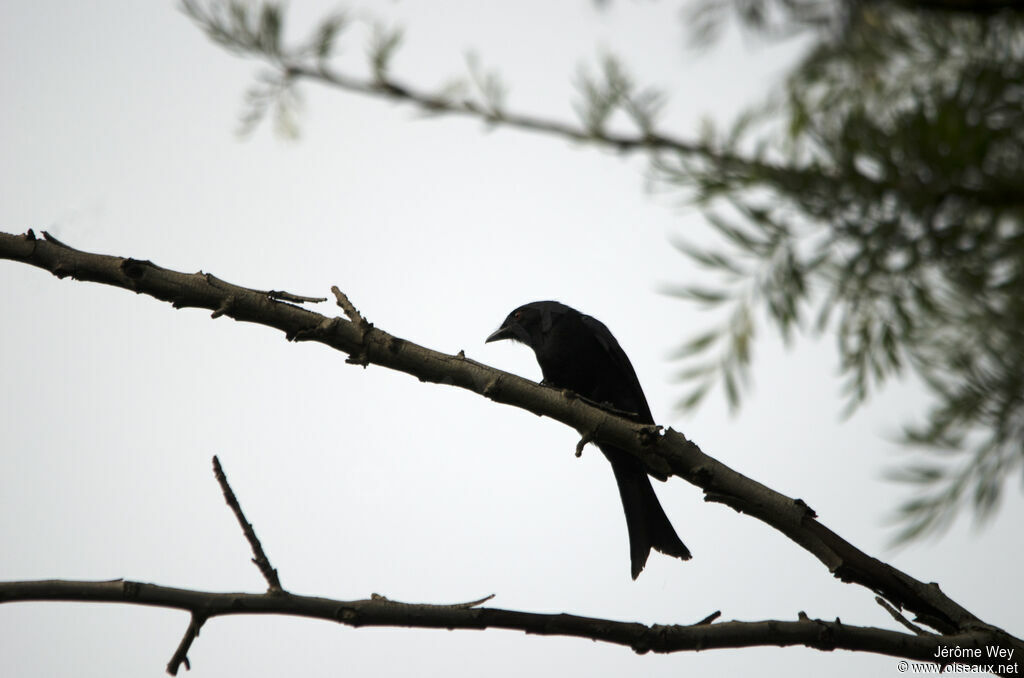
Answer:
[{"left": 486, "top": 301, "right": 691, "bottom": 579}]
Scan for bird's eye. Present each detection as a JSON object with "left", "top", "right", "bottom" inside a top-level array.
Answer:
[{"left": 513, "top": 310, "right": 522, "bottom": 320}]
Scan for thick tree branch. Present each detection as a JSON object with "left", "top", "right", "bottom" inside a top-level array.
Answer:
[
  {"left": 1, "top": 229, "right": 1020, "bottom": 655},
  {"left": 0, "top": 578, "right": 1009, "bottom": 670}
]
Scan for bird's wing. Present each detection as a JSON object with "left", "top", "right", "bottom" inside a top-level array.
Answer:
[{"left": 579, "top": 314, "right": 655, "bottom": 423}]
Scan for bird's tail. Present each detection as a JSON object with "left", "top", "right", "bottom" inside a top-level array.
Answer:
[{"left": 604, "top": 449, "right": 691, "bottom": 579}]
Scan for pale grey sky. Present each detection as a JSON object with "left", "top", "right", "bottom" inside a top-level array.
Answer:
[{"left": 2, "top": 1, "right": 1020, "bottom": 676}]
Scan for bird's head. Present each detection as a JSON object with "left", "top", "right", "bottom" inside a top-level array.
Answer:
[{"left": 485, "top": 301, "right": 568, "bottom": 348}]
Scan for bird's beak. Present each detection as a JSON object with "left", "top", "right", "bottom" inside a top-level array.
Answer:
[{"left": 485, "top": 325, "right": 514, "bottom": 343}]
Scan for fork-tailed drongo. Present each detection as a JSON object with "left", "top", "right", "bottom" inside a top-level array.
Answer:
[{"left": 486, "top": 300, "right": 691, "bottom": 579}]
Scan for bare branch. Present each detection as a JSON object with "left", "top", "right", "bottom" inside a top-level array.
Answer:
[
  {"left": 0, "top": 578, "right": 1013, "bottom": 669},
  {"left": 0, "top": 228, "right": 1017, "bottom": 644},
  {"left": 167, "top": 612, "right": 206, "bottom": 675},
  {"left": 331, "top": 285, "right": 372, "bottom": 365},
  {"left": 212, "top": 455, "right": 283, "bottom": 592},
  {"left": 331, "top": 285, "right": 368, "bottom": 329}
]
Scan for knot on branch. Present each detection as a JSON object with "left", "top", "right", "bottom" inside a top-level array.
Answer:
[
  {"left": 52, "top": 263, "right": 74, "bottom": 279},
  {"left": 636, "top": 424, "right": 663, "bottom": 447},
  {"left": 211, "top": 295, "right": 236, "bottom": 319},
  {"left": 631, "top": 623, "right": 671, "bottom": 655},
  {"left": 123, "top": 581, "right": 141, "bottom": 599},
  {"left": 482, "top": 376, "right": 502, "bottom": 399},
  {"left": 337, "top": 606, "right": 359, "bottom": 624},
  {"left": 793, "top": 498, "right": 817, "bottom": 519},
  {"left": 120, "top": 258, "right": 151, "bottom": 281},
  {"left": 691, "top": 464, "right": 715, "bottom": 486},
  {"left": 346, "top": 352, "right": 371, "bottom": 367},
  {"left": 814, "top": 618, "right": 839, "bottom": 651},
  {"left": 830, "top": 562, "right": 859, "bottom": 584}
]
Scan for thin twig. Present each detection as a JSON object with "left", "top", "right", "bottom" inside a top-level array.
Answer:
[
  {"left": 204, "top": 273, "right": 324, "bottom": 307},
  {"left": 331, "top": 285, "right": 372, "bottom": 365},
  {"left": 330, "top": 285, "right": 367, "bottom": 328},
  {"left": 368, "top": 592, "right": 496, "bottom": 609},
  {"left": 576, "top": 430, "right": 595, "bottom": 458},
  {"left": 211, "top": 456, "right": 283, "bottom": 592},
  {"left": 694, "top": 610, "right": 722, "bottom": 625},
  {"left": 287, "top": 63, "right": 700, "bottom": 155},
  {"left": 166, "top": 611, "right": 206, "bottom": 675},
  {"left": 875, "top": 596, "right": 933, "bottom": 637},
  {"left": 453, "top": 593, "right": 495, "bottom": 608},
  {"left": 265, "top": 289, "right": 327, "bottom": 304},
  {"left": 42, "top": 230, "right": 70, "bottom": 247}
]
